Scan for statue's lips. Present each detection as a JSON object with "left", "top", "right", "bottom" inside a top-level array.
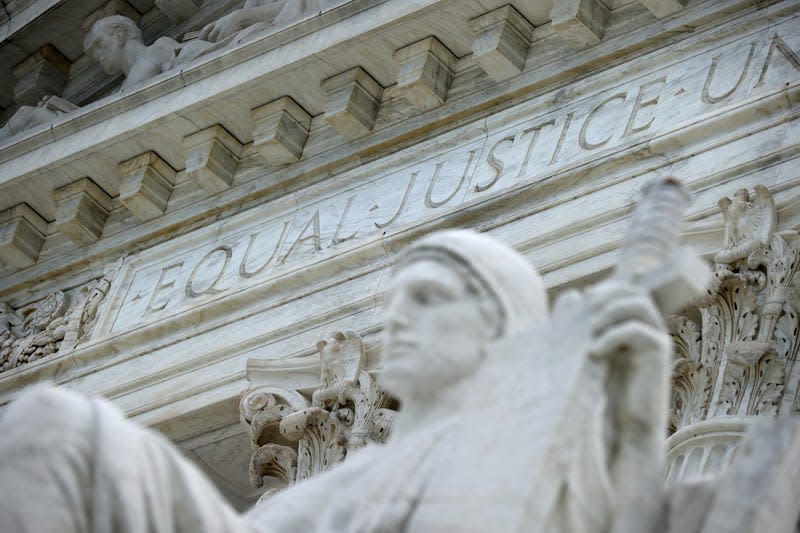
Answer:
[{"left": 381, "top": 342, "right": 422, "bottom": 372}]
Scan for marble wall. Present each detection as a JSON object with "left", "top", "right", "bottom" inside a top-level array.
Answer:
[{"left": 0, "top": 0, "right": 798, "bottom": 507}]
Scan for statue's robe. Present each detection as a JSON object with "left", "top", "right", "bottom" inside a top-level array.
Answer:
[{"left": 0, "top": 384, "right": 256, "bottom": 533}]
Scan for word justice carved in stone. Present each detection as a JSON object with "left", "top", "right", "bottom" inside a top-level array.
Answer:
[{"left": 106, "top": 24, "right": 799, "bottom": 335}]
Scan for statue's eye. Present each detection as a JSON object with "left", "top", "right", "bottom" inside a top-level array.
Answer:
[
  {"left": 411, "top": 284, "right": 453, "bottom": 306},
  {"left": 412, "top": 289, "right": 431, "bottom": 305}
]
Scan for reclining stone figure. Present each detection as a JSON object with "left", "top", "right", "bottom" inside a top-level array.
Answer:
[
  {"left": 0, "top": 179, "right": 798, "bottom": 532},
  {"left": 0, "top": 95, "right": 78, "bottom": 142},
  {"left": 84, "top": 15, "right": 212, "bottom": 91}
]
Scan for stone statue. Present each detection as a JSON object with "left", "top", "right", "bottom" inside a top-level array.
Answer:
[
  {"left": 0, "top": 95, "right": 78, "bottom": 142},
  {"left": 1, "top": 179, "right": 799, "bottom": 532},
  {"left": 199, "top": 0, "right": 335, "bottom": 43},
  {"left": 84, "top": 15, "right": 212, "bottom": 91}
]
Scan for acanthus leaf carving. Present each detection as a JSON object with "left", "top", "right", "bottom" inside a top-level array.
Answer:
[
  {"left": 669, "top": 358, "right": 710, "bottom": 433},
  {"left": 281, "top": 407, "right": 346, "bottom": 484},
  {"left": 311, "top": 330, "right": 394, "bottom": 451},
  {"left": 241, "top": 330, "right": 398, "bottom": 495},
  {"left": 750, "top": 349, "right": 785, "bottom": 416},
  {"left": 240, "top": 386, "right": 309, "bottom": 491},
  {"left": 667, "top": 185, "right": 800, "bottom": 483},
  {"left": 250, "top": 444, "right": 297, "bottom": 489}
]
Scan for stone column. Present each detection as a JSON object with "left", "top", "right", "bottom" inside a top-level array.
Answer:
[
  {"left": 665, "top": 185, "right": 800, "bottom": 483},
  {"left": 241, "top": 330, "right": 397, "bottom": 498}
]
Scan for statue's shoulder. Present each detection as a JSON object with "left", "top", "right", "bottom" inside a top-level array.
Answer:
[{"left": 150, "top": 37, "right": 180, "bottom": 60}]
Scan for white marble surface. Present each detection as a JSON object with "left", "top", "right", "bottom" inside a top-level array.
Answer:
[
  {"left": 0, "top": 0, "right": 796, "bottom": 420},
  {"left": 88, "top": 10, "right": 800, "bottom": 341},
  {"left": 0, "top": 0, "right": 798, "bottom": 509}
]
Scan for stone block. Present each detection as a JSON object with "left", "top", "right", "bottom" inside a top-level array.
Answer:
[
  {"left": 154, "top": 0, "right": 201, "bottom": 23},
  {"left": 650, "top": 246, "right": 711, "bottom": 314},
  {"left": 251, "top": 97, "right": 312, "bottom": 166},
  {"left": 11, "top": 45, "right": 71, "bottom": 106},
  {"left": 82, "top": 0, "right": 141, "bottom": 30},
  {"left": 0, "top": 204, "right": 47, "bottom": 269},
  {"left": 469, "top": 6, "right": 534, "bottom": 82},
  {"left": 394, "top": 37, "right": 457, "bottom": 111},
  {"left": 639, "top": 0, "right": 686, "bottom": 18},
  {"left": 321, "top": 67, "right": 383, "bottom": 140},
  {"left": 117, "top": 152, "right": 176, "bottom": 221},
  {"left": 53, "top": 178, "right": 112, "bottom": 245},
  {"left": 183, "top": 125, "right": 243, "bottom": 194},
  {"left": 550, "top": 0, "right": 608, "bottom": 50}
]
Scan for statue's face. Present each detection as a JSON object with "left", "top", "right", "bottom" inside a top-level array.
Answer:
[
  {"left": 89, "top": 28, "right": 124, "bottom": 75},
  {"left": 380, "top": 258, "right": 498, "bottom": 400}
]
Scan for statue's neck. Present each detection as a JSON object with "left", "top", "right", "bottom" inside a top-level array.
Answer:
[
  {"left": 121, "top": 41, "right": 148, "bottom": 76},
  {"left": 390, "top": 374, "right": 475, "bottom": 441}
]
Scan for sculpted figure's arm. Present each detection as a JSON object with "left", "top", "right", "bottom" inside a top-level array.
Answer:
[
  {"left": 585, "top": 178, "right": 709, "bottom": 532},
  {"left": 586, "top": 280, "right": 671, "bottom": 531},
  {"left": 0, "top": 385, "right": 266, "bottom": 533},
  {"left": 199, "top": 0, "right": 287, "bottom": 42}
]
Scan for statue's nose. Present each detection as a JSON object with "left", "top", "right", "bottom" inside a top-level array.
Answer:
[{"left": 384, "top": 298, "right": 411, "bottom": 334}]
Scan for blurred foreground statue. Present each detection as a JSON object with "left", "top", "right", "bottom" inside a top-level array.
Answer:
[{"left": 1, "top": 178, "right": 798, "bottom": 532}]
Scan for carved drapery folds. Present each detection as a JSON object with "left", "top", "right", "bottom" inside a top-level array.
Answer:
[
  {"left": 242, "top": 330, "right": 396, "bottom": 496},
  {"left": 0, "top": 257, "right": 122, "bottom": 373},
  {"left": 666, "top": 185, "right": 800, "bottom": 482}
]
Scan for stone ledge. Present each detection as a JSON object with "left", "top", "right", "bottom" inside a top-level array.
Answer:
[
  {"left": 0, "top": 203, "right": 47, "bottom": 269},
  {"left": 0, "top": 0, "right": 790, "bottom": 294}
]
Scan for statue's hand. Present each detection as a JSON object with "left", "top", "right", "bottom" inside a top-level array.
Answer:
[
  {"left": 200, "top": 10, "right": 250, "bottom": 42},
  {"left": 586, "top": 280, "right": 669, "bottom": 361}
]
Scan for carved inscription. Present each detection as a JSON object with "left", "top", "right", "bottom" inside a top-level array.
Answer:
[{"left": 105, "top": 25, "right": 800, "bottom": 335}]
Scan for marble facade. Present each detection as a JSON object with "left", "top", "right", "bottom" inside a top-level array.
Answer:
[{"left": 1, "top": 0, "right": 799, "bottom": 514}]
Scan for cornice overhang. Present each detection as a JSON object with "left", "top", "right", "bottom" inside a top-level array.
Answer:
[{"left": 0, "top": 0, "right": 777, "bottom": 300}]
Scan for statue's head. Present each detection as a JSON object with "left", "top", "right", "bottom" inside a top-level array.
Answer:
[
  {"left": 83, "top": 16, "right": 142, "bottom": 75},
  {"left": 734, "top": 188, "right": 750, "bottom": 203},
  {"left": 380, "top": 230, "right": 547, "bottom": 400}
]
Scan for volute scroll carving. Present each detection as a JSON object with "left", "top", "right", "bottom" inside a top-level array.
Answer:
[{"left": 240, "top": 387, "right": 308, "bottom": 490}]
